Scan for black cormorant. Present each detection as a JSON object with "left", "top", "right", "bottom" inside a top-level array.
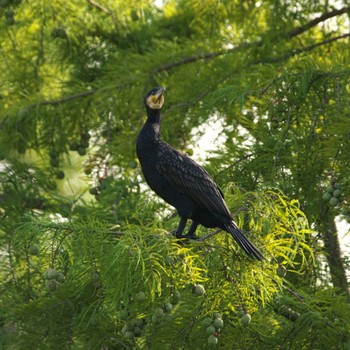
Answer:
[{"left": 136, "top": 87, "right": 264, "bottom": 260}]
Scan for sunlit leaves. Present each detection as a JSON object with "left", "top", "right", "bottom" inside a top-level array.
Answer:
[
  {"left": 0, "top": 0, "right": 349, "bottom": 348},
  {"left": 1, "top": 183, "right": 314, "bottom": 348}
]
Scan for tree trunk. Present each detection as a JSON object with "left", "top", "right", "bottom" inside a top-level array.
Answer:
[{"left": 320, "top": 207, "right": 349, "bottom": 299}]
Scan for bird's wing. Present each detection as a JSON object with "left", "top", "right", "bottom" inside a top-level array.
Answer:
[{"left": 156, "top": 142, "right": 232, "bottom": 218}]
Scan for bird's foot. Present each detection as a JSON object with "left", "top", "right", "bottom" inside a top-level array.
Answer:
[
  {"left": 170, "top": 227, "right": 197, "bottom": 240},
  {"left": 175, "top": 233, "right": 197, "bottom": 240}
]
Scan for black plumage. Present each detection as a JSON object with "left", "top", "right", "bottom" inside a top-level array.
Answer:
[{"left": 136, "top": 87, "right": 264, "bottom": 260}]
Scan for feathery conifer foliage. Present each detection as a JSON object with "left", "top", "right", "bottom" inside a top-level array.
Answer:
[{"left": 0, "top": 0, "right": 349, "bottom": 349}]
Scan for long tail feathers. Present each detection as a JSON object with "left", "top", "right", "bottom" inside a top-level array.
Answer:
[{"left": 224, "top": 223, "right": 265, "bottom": 261}]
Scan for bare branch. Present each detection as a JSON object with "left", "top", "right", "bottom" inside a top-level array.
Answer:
[
  {"left": 86, "top": 0, "right": 118, "bottom": 28},
  {"left": 86, "top": 0, "right": 111, "bottom": 15},
  {"left": 228, "top": 33, "right": 350, "bottom": 70},
  {"left": 0, "top": 89, "right": 98, "bottom": 129},
  {"left": 267, "top": 32, "right": 350, "bottom": 63},
  {"left": 32, "top": 89, "right": 97, "bottom": 108},
  {"left": 11, "top": 81, "right": 133, "bottom": 115},
  {"left": 287, "top": 6, "right": 350, "bottom": 37},
  {"left": 214, "top": 153, "right": 257, "bottom": 180},
  {"left": 152, "top": 43, "right": 251, "bottom": 74},
  {"left": 196, "top": 228, "right": 221, "bottom": 242}
]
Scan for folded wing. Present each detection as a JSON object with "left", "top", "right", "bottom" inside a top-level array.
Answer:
[{"left": 156, "top": 142, "right": 232, "bottom": 219}]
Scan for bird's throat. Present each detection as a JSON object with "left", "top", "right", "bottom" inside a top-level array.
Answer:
[
  {"left": 146, "top": 107, "right": 161, "bottom": 124},
  {"left": 137, "top": 109, "right": 161, "bottom": 152}
]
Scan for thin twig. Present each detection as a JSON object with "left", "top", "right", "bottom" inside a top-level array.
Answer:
[
  {"left": 283, "top": 286, "right": 305, "bottom": 301},
  {"left": 266, "top": 33, "right": 350, "bottom": 64},
  {"left": 152, "top": 43, "right": 252, "bottom": 74},
  {"left": 86, "top": 0, "right": 118, "bottom": 28},
  {"left": 86, "top": 0, "right": 111, "bottom": 15},
  {"left": 173, "top": 299, "right": 206, "bottom": 348},
  {"left": 214, "top": 153, "right": 257, "bottom": 180},
  {"left": 196, "top": 228, "right": 222, "bottom": 242},
  {"left": 2, "top": 82, "right": 132, "bottom": 127},
  {"left": 29, "top": 89, "right": 97, "bottom": 108}
]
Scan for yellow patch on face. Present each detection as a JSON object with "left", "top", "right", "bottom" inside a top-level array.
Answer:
[{"left": 146, "top": 92, "right": 164, "bottom": 110}]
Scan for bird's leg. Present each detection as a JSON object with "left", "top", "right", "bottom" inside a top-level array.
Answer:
[
  {"left": 183, "top": 221, "right": 198, "bottom": 239},
  {"left": 175, "top": 217, "right": 188, "bottom": 238}
]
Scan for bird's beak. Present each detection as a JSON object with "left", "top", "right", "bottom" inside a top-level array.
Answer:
[{"left": 154, "top": 87, "right": 166, "bottom": 102}]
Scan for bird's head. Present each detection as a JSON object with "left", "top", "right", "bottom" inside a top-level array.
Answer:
[{"left": 144, "top": 87, "right": 166, "bottom": 110}]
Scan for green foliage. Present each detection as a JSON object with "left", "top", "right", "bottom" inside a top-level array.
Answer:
[
  {"left": 1, "top": 182, "right": 315, "bottom": 348},
  {"left": 1, "top": 0, "right": 350, "bottom": 348}
]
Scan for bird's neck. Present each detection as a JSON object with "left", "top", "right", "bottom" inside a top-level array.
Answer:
[
  {"left": 137, "top": 108, "right": 162, "bottom": 162},
  {"left": 143, "top": 107, "right": 161, "bottom": 141},
  {"left": 146, "top": 107, "right": 161, "bottom": 125}
]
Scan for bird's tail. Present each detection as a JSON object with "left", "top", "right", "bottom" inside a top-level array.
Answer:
[{"left": 224, "top": 222, "right": 264, "bottom": 261}]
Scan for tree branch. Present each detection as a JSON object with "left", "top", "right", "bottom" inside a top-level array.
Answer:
[
  {"left": 214, "top": 152, "right": 257, "bottom": 180},
  {"left": 152, "top": 6, "right": 350, "bottom": 74},
  {"left": 287, "top": 6, "right": 350, "bottom": 37},
  {"left": 17, "top": 33, "right": 350, "bottom": 117},
  {"left": 32, "top": 89, "right": 98, "bottom": 107},
  {"left": 7, "top": 18, "right": 348, "bottom": 118},
  {"left": 86, "top": 0, "right": 118, "bottom": 28},
  {"left": 152, "top": 43, "right": 251, "bottom": 74},
  {"left": 196, "top": 228, "right": 221, "bottom": 242},
  {"left": 264, "top": 33, "right": 350, "bottom": 65},
  {"left": 86, "top": 0, "right": 111, "bottom": 15},
  {"left": 11, "top": 81, "right": 133, "bottom": 116}
]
